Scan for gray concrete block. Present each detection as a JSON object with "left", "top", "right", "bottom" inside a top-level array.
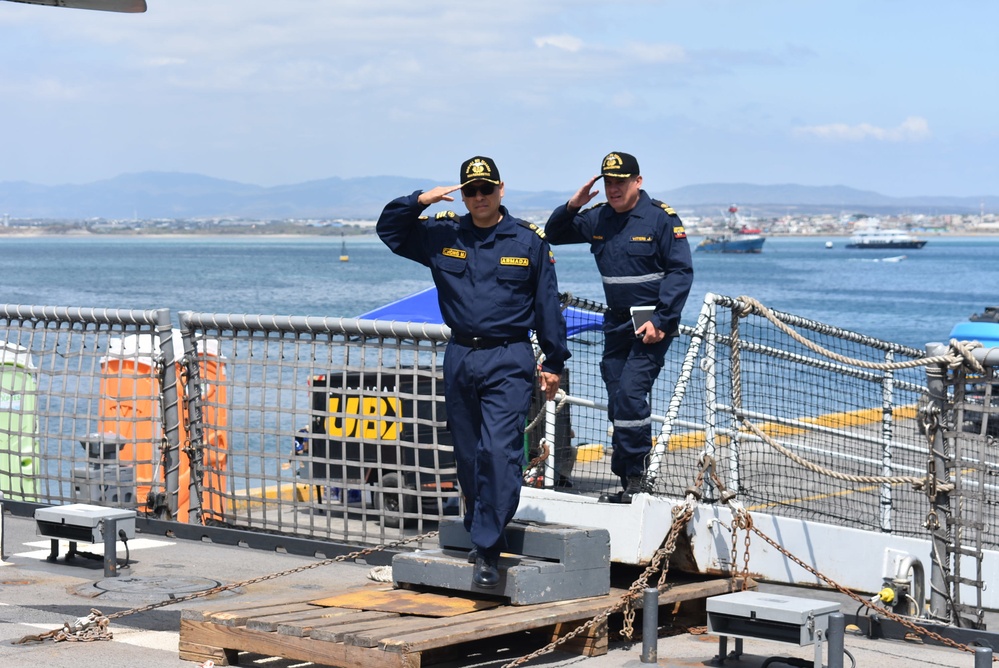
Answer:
[
  {"left": 438, "top": 518, "right": 610, "bottom": 571},
  {"left": 391, "top": 548, "right": 610, "bottom": 605}
]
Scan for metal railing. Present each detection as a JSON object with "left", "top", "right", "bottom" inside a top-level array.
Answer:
[
  {"left": 2, "top": 295, "right": 996, "bottom": 623},
  {"left": 176, "top": 311, "right": 458, "bottom": 545}
]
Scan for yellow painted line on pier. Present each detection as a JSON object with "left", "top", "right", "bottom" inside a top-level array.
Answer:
[
  {"left": 227, "top": 482, "right": 303, "bottom": 512},
  {"left": 667, "top": 403, "right": 919, "bottom": 451},
  {"left": 747, "top": 483, "right": 881, "bottom": 512}
]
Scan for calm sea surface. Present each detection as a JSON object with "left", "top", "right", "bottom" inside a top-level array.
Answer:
[{"left": 1, "top": 234, "right": 997, "bottom": 349}]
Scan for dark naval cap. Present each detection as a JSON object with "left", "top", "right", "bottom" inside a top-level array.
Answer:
[
  {"left": 600, "top": 152, "right": 640, "bottom": 179},
  {"left": 460, "top": 156, "right": 501, "bottom": 187}
]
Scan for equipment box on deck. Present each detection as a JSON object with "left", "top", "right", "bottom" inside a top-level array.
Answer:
[{"left": 707, "top": 590, "right": 840, "bottom": 646}]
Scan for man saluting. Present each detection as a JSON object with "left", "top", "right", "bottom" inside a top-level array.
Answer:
[{"left": 377, "top": 156, "right": 569, "bottom": 588}]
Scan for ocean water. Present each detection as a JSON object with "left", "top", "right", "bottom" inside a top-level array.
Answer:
[{"left": 1, "top": 234, "right": 997, "bottom": 349}]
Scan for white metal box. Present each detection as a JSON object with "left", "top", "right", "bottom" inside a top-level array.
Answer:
[
  {"left": 35, "top": 503, "right": 136, "bottom": 543},
  {"left": 707, "top": 590, "right": 839, "bottom": 646}
]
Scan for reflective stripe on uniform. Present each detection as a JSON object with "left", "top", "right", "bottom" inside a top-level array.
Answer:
[
  {"left": 614, "top": 417, "right": 652, "bottom": 428},
  {"left": 602, "top": 272, "right": 665, "bottom": 285}
]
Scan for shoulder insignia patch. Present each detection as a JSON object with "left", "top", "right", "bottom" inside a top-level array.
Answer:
[
  {"left": 673, "top": 226, "right": 687, "bottom": 239},
  {"left": 418, "top": 215, "right": 429, "bottom": 221},
  {"left": 582, "top": 202, "right": 606, "bottom": 213},
  {"left": 652, "top": 199, "right": 678, "bottom": 217},
  {"left": 549, "top": 249, "right": 556, "bottom": 264},
  {"left": 519, "top": 221, "right": 546, "bottom": 239},
  {"left": 435, "top": 210, "right": 458, "bottom": 220}
]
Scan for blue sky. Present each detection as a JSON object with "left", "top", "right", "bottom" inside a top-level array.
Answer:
[{"left": 2, "top": 1, "right": 996, "bottom": 197}]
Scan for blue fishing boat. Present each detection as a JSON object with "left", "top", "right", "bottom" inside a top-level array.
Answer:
[{"left": 695, "top": 205, "right": 766, "bottom": 253}]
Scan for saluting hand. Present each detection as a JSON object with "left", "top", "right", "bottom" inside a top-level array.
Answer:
[
  {"left": 418, "top": 185, "right": 462, "bottom": 207},
  {"left": 567, "top": 175, "right": 602, "bottom": 212},
  {"left": 538, "top": 371, "right": 560, "bottom": 402}
]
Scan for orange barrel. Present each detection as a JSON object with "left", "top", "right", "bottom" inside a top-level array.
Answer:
[{"left": 99, "top": 331, "right": 227, "bottom": 522}]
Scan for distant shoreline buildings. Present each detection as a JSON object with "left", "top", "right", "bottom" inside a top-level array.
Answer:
[{"left": 4, "top": 209, "right": 997, "bottom": 237}]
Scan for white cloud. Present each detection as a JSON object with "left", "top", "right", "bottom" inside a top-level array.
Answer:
[
  {"left": 534, "top": 34, "right": 583, "bottom": 52},
  {"left": 793, "top": 116, "right": 931, "bottom": 142},
  {"left": 625, "top": 42, "right": 687, "bottom": 64}
]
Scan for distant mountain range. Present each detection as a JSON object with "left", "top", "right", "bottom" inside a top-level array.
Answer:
[{"left": 1, "top": 172, "right": 995, "bottom": 220}]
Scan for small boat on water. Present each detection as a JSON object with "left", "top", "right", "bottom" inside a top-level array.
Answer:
[
  {"left": 845, "top": 228, "right": 927, "bottom": 250},
  {"left": 339, "top": 233, "right": 349, "bottom": 262},
  {"left": 695, "top": 206, "right": 766, "bottom": 254}
]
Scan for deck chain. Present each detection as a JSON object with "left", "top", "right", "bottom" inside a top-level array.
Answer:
[
  {"left": 501, "top": 496, "right": 698, "bottom": 668},
  {"left": 13, "top": 609, "right": 112, "bottom": 645},
  {"left": 728, "top": 506, "right": 752, "bottom": 593},
  {"left": 11, "top": 530, "right": 438, "bottom": 646},
  {"left": 728, "top": 500, "right": 996, "bottom": 661}
]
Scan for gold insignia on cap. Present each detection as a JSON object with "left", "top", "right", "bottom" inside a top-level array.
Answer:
[
  {"left": 603, "top": 154, "right": 623, "bottom": 171},
  {"left": 465, "top": 159, "right": 492, "bottom": 180}
]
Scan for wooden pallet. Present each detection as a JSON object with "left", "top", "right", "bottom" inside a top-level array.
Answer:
[{"left": 179, "top": 578, "right": 747, "bottom": 667}]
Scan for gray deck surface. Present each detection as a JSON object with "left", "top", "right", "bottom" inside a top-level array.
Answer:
[{"left": 0, "top": 512, "right": 989, "bottom": 668}]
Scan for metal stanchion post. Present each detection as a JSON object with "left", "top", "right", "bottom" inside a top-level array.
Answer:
[
  {"left": 975, "top": 646, "right": 993, "bottom": 668},
  {"left": 641, "top": 587, "right": 658, "bottom": 663},
  {"left": 827, "top": 611, "right": 845, "bottom": 668},
  {"left": 103, "top": 518, "right": 118, "bottom": 577}
]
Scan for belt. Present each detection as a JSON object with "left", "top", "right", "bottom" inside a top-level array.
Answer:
[{"left": 450, "top": 334, "right": 529, "bottom": 350}]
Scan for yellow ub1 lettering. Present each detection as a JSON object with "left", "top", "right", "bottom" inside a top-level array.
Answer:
[{"left": 326, "top": 395, "right": 400, "bottom": 439}]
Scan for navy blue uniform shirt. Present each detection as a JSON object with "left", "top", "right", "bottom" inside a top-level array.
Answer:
[
  {"left": 377, "top": 191, "right": 569, "bottom": 375},
  {"left": 545, "top": 190, "right": 693, "bottom": 334}
]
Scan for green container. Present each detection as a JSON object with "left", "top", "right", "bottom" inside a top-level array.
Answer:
[{"left": 0, "top": 343, "right": 39, "bottom": 501}]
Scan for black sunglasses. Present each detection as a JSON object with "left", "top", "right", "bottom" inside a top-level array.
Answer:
[{"left": 461, "top": 183, "right": 496, "bottom": 198}]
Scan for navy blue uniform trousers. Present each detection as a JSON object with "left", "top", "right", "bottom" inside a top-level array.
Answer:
[
  {"left": 601, "top": 318, "right": 672, "bottom": 481},
  {"left": 444, "top": 339, "right": 534, "bottom": 557}
]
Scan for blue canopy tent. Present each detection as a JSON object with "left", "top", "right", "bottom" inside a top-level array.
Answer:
[{"left": 359, "top": 286, "right": 604, "bottom": 338}]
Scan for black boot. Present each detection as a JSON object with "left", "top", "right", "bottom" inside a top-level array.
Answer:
[
  {"left": 472, "top": 554, "right": 500, "bottom": 589},
  {"left": 598, "top": 490, "right": 623, "bottom": 503},
  {"left": 620, "top": 475, "right": 647, "bottom": 503}
]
